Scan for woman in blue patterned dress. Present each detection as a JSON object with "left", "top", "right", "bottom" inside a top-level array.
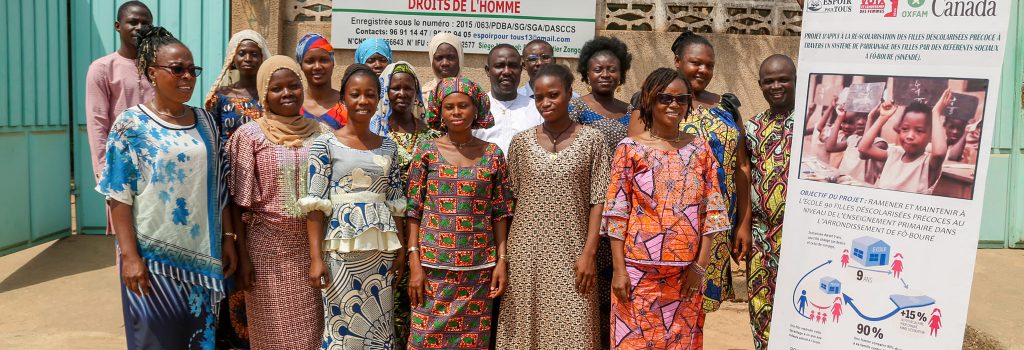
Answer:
[
  {"left": 98, "top": 26, "right": 235, "bottom": 350},
  {"left": 204, "top": 29, "right": 271, "bottom": 349},
  {"left": 301, "top": 64, "right": 407, "bottom": 349},
  {"left": 671, "top": 31, "right": 754, "bottom": 324}
]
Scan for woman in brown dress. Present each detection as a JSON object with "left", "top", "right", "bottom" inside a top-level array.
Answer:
[{"left": 495, "top": 64, "right": 610, "bottom": 349}]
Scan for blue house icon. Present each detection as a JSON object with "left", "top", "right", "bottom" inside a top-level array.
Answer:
[
  {"left": 851, "top": 236, "right": 891, "bottom": 267},
  {"left": 819, "top": 277, "right": 841, "bottom": 294}
]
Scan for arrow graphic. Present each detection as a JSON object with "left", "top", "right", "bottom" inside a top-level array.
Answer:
[
  {"left": 900, "top": 278, "right": 908, "bottom": 289},
  {"left": 842, "top": 294, "right": 935, "bottom": 322},
  {"left": 793, "top": 260, "right": 832, "bottom": 319}
]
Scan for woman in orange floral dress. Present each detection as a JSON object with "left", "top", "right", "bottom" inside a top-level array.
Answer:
[{"left": 602, "top": 68, "right": 730, "bottom": 349}]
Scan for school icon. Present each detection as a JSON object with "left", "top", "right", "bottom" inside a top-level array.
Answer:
[
  {"left": 851, "top": 236, "right": 891, "bottom": 267},
  {"left": 819, "top": 277, "right": 842, "bottom": 294}
]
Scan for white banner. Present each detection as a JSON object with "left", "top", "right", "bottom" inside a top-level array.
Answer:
[
  {"left": 769, "top": 1, "right": 1010, "bottom": 349},
  {"left": 331, "top": 0, "right": 597, "bottom": 57}
]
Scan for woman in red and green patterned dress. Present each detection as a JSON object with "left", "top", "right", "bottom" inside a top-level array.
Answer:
[{"left": 405, "top": 77, "right": 513, "bottom": 349}]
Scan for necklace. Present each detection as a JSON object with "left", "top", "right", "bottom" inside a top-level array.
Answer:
[
  {"left": 150, "top": 103, "right": 188, "bottom": 119},
  {"left": 542, "top": 122, "right": 574, "bottom": 160},
  {"left": 449, "top": 137, "right": 472, "bottom": 150},
  {"left": 650, "top": 129, "right": 682, "bottom": 143}
]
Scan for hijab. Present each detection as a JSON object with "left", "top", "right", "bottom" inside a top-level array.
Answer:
[
  {"left": 422, "top": 33, "right": 464, "bottom": 93},
  {"left": 371, "top": 61, "right": 424, "bottom": 136},
  {"left": 254, "top": 55, "right": 323, "bottom": 148},
  {"left": 203, "top": 30, "right": 272, "bottom": 109},
  {"left": 355, "top": 38, "right": 393, "bottom": 65},
  {"left": 425, "top": 77, "right": 494, "bottom": 131}
]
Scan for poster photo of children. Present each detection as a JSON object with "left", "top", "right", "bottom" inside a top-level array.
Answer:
[{"left": 799, "top": 73, "right": 988, "bottom": 200}]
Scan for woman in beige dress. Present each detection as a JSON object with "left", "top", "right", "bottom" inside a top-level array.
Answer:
[{"left": 496, "top": 64, "right": 610, "bottom": 349}]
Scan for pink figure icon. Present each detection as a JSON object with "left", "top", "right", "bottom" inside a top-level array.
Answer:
[
  {"left": 831, "top": 297, "right": 843, "bottom": 322},
  {"left": 929, "top": 308, "right": 943, "bottom": 336},
  {"left": 810, "top": 311, "right": 817, "bottom": 323},
  {"left": 841, "top": 249, "right": 850, "bottom": 268},
  {"left": 892, "top": 253, "right": 904, "bottom": 279}
]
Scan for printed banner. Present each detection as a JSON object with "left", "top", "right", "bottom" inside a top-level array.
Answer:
[
  {"left": 331, "top": 0, "right": 597, "bottom": 57},
  {"left": 770, "top": 0, "right": 1010, "bottom": 349}
]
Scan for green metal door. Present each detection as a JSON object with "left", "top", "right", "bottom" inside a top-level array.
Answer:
[
  {"left": 978, "top": 0, "right": 1024, "bottom": 248},
  {"left": 71, "top": 0, "right": 230, "bottom": 234},
  {"left": 0, "top": 1, "right": 73, "bottom": 255}
]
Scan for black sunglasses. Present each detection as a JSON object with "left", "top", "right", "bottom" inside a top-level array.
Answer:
[
  {"left": 153, "top": 65, "right": 203, "bottom": 78},
  {"left": 525, "top": 54, "right": 553, "bottom": 62},
  {"left": 657, "top": 93, "right": 691, "bottom": 106}
]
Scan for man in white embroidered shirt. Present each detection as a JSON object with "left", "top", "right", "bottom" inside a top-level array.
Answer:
[{"left": 473, "top": 44, "right": 544, "bottom": 155}]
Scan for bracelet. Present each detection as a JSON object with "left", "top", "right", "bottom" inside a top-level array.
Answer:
[
  {"left": 689, "top": 263, "right": 706, "bottom": 276},
  {"left": 224, "top": 232, "right": 237, "bottom": 241},
  {"left": 407, "top": 246, "right": 420, "bottom": 253},
  {"left": 499, "top": 254, "right": 508, "bottom": 262}
]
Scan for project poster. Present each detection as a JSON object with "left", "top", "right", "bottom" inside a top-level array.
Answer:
[
  {"left": 331, "top": 0, "right": 597, "bottom": 57},
  {"left": 769, "top": 1, "right": 1010, "bottom": 349}
]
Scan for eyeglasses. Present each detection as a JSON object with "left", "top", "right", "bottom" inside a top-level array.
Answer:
[
  {"left": 657, "top": 93, "right": 692, "bottom": 106},
  {"left": 525, "top": 54, "right": 554, "bottom": 62},
  {"left": 153, "top": 65, "right": 203, "bottom": 78}
]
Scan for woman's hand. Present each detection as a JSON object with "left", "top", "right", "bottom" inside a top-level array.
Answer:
[
  {"left": 611, "top": 268, "right": 631, "bottom": 303},
  {"left": 488, "top": 260, "right": 508, "bottom": 298},
  {"left": 681, "top": 264, "right": 705, "bottom": 298},
  {"left": 574, "top": 252, "right": 597, "bottom": 295},
  {"left": 731, "top": 227, "right": 753, "bottom": 262},
  {"left": 391, "top": 249, "right": 408, "bottom": 281},
  {"left": 408, "top": 259, "right": 427, "bottom": 307},
  {"left": 122, "top": 254, "right": 151, "bottom": 296},
  {"left": 222, "top": 238, "right": 238, "bottom": 278},
  {"left": 309, "top": 258, "right": 330, "bottom": 289}
]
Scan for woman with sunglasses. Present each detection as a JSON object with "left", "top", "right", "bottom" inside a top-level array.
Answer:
[
  {"left": 97, "top": 26, "right": 235, "bottom": 350},
  {"left": 672, "top": 31, "right": 753, "bottom": 319},
  {"left": 296, "top": 33, "right": 347, "bottom": 129},
  {"left": 603, "top": 68, "right": 729, "bottom": 349}
]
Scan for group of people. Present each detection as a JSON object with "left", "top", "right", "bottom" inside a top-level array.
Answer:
[{"left": 85, "top": 2, "right": 800, "bottom": 350}]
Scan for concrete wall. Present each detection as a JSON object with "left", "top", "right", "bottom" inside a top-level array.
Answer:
[{"left": 230, "top": 0, "right": 800, "bottom": 119}]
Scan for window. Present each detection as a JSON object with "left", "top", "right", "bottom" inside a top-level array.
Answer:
[{"left": 853, "top": 248, "right": 864, "bottom": 259}]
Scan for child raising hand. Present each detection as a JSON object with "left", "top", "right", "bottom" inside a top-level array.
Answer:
[{"left": 857, "top": 89, "right": 951, "bottom": 194}]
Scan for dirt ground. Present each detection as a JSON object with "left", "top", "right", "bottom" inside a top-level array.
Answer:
[{"left": 0, "top": 235, "right": 1018, "bottom": 349}]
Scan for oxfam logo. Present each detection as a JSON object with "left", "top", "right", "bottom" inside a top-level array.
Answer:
[{"left": 907, "top": 0, "right": 927, "bottom": 8}]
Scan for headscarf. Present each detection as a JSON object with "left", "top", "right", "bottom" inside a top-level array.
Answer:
[
  {"left": 203, "top": 30, "right": 272, "bottom": 109},
  {"left": 295, "top": 33, "right": 334, "bottom": 63},
  {"left": 254, "top": 55, "right": 323, "bottom": 148},
  {"left": 355, "top": 38, "right": 393, "bottom": 65},
  {"left": 371, "top": 61, "right": 425, "bottom": 136},
  {"left": 426, "top": 77, "right": 493, "bottom": 131},
  {"left": 422, "top": 33, "right": 464, "bottom": 92}
]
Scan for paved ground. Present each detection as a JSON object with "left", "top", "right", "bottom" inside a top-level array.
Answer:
[{"left": 0, "top": 235, "right": 1018, "bottom": 349}]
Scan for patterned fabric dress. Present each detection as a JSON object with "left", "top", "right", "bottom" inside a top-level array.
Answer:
[
  {"left": 405, "top": 141, "right": 514, "bottom": 350},
  {"left": 600, "top": 137, "right": 730, "bottom": 350},
  {"left": 226, "top": 122, "right": 326, "bottom": 350},
  {"left": 743, "top": 110, "right": 793, "bottom": 350},
  {"left": 303, "top": 104, "right": 348, "bottom": 130},
  {"left": 97, "top": 105, "right": 226, "bottom": 350},
  {"left": 568, "top": 97, "right": 634, "bottom": 151},
  {"left": 300, "top": 134, "right": 407, "bottom": 350},
  {"left": 210, "top": 93, "right": 261, "bottom": 349},
  {"left": 679, "top": 103, "right": 741, "bottom": 312},
  {"left": 567, "top": 97, "right": 633, "bottom": 348},
  {"left": 383, "top": 126, "right": 441, "bottom": 349},
  {"left": 495, "top": 127, "right": 610, "bottom": 350}
]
